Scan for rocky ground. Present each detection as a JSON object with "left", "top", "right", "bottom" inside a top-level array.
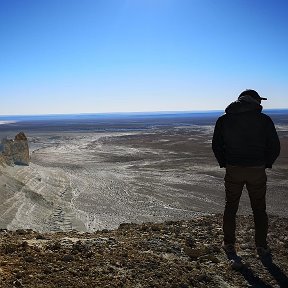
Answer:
[{"left": 0, "top": 214, "right": 288, "bottom": 288}]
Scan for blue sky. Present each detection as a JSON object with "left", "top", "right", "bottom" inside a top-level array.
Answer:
[{"left": 1, "top": 0, "right": 288, "bottom": 115}]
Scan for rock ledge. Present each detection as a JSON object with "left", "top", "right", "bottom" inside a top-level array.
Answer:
[{"left": 0, "top": 214, "right": 287, "bottom": 287}]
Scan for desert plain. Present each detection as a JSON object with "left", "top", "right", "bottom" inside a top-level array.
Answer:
[{"left": 0, "top": 113, "right": 287, "bottom": 233}]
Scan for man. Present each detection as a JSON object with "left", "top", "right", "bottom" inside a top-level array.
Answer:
[{"left": 212, "top": 89, "right": 280, "bottom": 257}]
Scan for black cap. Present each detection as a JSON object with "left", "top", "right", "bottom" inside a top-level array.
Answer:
[{"left": 238, "top": 89, "right": 267, "bottom": 101}]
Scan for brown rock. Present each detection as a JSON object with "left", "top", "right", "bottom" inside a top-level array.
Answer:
[
  {"left": 183, "top": 246, "right": 208, "bottom": 259},
  {"left": 24, "top": 255, "right": 35, "bottom": 263},
  {"left": 13, "top": 279, "right": 24, "bottom": 288},
  {"left": 62, "top": 254, "right": 74, "bottom": 262}
]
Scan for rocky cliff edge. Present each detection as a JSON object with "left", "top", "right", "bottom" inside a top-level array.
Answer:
[{"left": 0, "top": 214, "right": 287, "bottom": 287}]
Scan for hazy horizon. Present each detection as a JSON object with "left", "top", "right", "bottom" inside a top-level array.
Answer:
[{"left": 1, "top": 108, "right": 288, "bottom": 118}]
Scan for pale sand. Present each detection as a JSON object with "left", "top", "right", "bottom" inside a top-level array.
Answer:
[{"left": 0, "top": 127, "right": 287, "bottom": 232}]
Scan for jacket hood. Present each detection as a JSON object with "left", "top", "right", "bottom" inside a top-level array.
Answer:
[{"left": 225, "top": 96, "right": 263, "bottom": 114}]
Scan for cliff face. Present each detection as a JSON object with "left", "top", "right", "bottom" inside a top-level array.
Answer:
[
  {"left": 1, "top": 132, "right": 30, "bottom": 166},
  {"left": 0, "top": 154, "right": 6, "bottom": 167}
]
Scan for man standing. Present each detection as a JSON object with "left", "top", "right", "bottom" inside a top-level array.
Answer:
[{"left": 212, "top": 89, "right": 280, "bottom": 257}]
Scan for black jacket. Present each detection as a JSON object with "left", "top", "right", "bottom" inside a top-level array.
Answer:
[{"left": 212, "top": 98, "right": 280, "bottom": 168}]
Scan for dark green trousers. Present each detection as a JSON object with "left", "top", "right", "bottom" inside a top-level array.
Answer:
[{"left": 223, "top": 165, "right": 268, "bottom": 248}]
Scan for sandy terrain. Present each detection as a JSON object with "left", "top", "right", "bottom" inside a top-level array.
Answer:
[{"left": 0, "top": 124, "right": 287, "bottom": 232}]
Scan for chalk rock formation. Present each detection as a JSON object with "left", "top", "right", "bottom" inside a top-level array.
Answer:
[
  {"left": 15, "top": 132, "right": 28, "bottom": 141},
  {"left": 1, "top": 132, "right": 30, "bottom": 166}
]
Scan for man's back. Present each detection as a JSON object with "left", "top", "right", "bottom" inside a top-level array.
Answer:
[{"left": 212, "top": 97, "right": 280, "bottom": 168}]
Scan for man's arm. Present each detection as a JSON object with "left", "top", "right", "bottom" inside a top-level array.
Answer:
[
  {"left": 212, "top": 117, "right": 226, "bottom": 168},
  {"left": 265, "top": 117, "right": 281, "bottom": 168}
]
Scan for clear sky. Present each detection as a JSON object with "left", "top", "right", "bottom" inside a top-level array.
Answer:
[{"left": 1, "top": 0, "right": 288, "bottom": 115}]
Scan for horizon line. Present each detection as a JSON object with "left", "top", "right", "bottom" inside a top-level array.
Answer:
[{"left": 1, "top": 108, "right": 288, "bottom": 118}]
